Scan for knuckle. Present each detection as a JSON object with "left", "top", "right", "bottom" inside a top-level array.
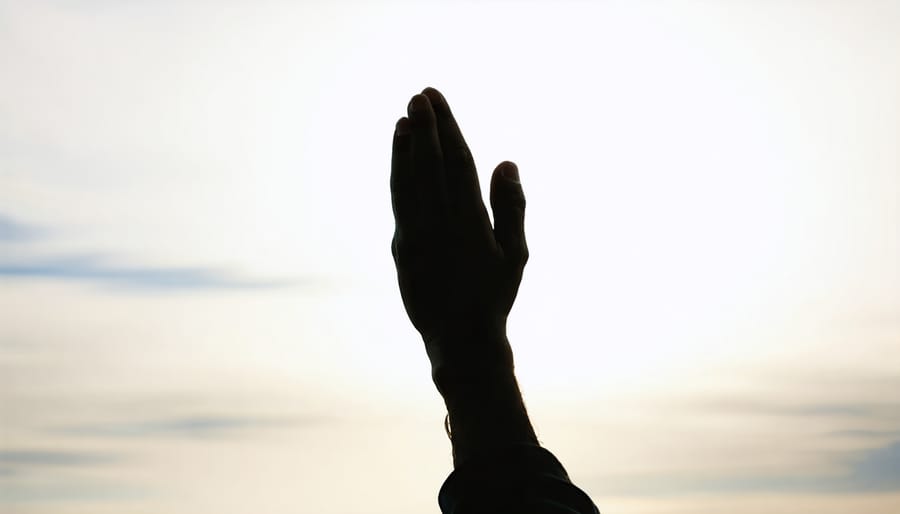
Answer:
[
  {"left": 512, "top": 194, "right": 526, "bottom": 211},
  {"left": 393, "top": 232, "right": 408, "bottom": 254},
  {"left": 504, "top": 245, "right": 529, "bottom": 267},
  {"left": 451, "top": 143, "right": 474, "bottom": 166}
]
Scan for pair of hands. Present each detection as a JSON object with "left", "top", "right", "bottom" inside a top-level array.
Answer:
[{"left": 389, "top": 87, "right": 529, "bottom": 396}]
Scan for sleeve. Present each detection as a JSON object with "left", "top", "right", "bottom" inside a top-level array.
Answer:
[{"left": 438, "top": 443, "right": 600, "bottom": 514}]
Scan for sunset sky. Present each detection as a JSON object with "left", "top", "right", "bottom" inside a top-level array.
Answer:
[{"left": 1, "top": 1, "right": 898, "bottom": 513}]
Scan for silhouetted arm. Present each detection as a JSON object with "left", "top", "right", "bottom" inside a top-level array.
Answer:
[{"left": 390, "top": 87, "right": 599, "bottom": 514}]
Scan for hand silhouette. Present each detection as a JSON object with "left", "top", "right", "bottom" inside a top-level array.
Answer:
[
  {"left": 390, "top": 87, "right": 528, "bottom": 397},
  {"left": 389, "top": 88, "right": 599, "bottom": 514}
]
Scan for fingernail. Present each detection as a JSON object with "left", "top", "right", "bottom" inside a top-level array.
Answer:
[{"left": 500, "top": 162, "right": 520, "bottom": 183}]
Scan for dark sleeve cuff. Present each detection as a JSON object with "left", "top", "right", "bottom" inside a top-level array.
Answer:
[{"left": 438, "top": 443, "right": 600, "bottom": 514}]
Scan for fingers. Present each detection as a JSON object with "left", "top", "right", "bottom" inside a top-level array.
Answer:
[
  {"left": 421, "top": 87, "right": 492, "bottom": 236},
  {"left": 408, "top": 93, "right": 448, "bottom": 226},
  {"left": 421, "top": 88, "right": 478, "bottom": 195},
  {"left": 390, "top": 117, "right": 418, "bottom": 235},
  {"left": 490, "top": 161, "right": 528, "bottom": 266}
]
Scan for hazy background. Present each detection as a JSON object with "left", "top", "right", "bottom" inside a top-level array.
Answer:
[{"left": 1, "top": 1, "right": 898, "bottom": 512}]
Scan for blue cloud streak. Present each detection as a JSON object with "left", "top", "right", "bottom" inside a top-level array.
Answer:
[
  {"left": 0, "top": 256, "right": 291, "bottom": 290},
  {"left": 0, "top": 450, "right": 116, "bottom": 467},
  {"left": 0, "top": 215, "right": 43, "bottom": 241},
  {"left": 61, "top": 414, "right": 312, "bottom": 438},
  {"left": 591, "top": 439, "right": 900, "bottom": 496}
]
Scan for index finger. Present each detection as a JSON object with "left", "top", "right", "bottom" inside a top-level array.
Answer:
[{"left": 390, "top": 116, "right": 418, "bottom": 233}]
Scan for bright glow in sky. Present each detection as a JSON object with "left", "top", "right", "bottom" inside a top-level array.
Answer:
[{"left": 1, "top": 1, "right": 899, "bottom": 513}]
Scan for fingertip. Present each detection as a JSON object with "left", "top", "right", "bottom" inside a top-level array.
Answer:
[
  {"left": 497, "top": 161, "right": 520, "bottom": 184},
  {"left": 490, "top": 161, "right": 524, "bottom": 213},
  {"left": 395, "top": 117, "right": 411, "bottom": 137},
  {"left": 490, "top": 162, "right": 528, "bottom": 263},
  {"left": 421, "top": 87, "right": 446, "bottom": 108},
  {"left": 407, "top": 93, "right": 432, "bottom": 117}
]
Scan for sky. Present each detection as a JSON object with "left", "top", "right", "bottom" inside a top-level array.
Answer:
[{"left": 1, "top": 0, "right": 898, "bottom": 513}]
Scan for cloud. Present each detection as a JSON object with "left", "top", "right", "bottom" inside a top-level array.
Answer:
[
  {"left": 0, "top": 213, "right": 308, "bottom": 291},
  {"left": 688, "top": 399, "right": 895, "bottom": 419},
  {"left": 0, "top": 449, "right": 118, "bottom": 468},
  {"left": 60, "top": 414, "right": 319, "bottom": 439},
  {"left": 0, "top": 449, "right": 119, "bottom": 477},
  {"left": 0, "top": 484, "right": 146, "bottom": 504},
  {"left": 585, "top": 379, "right": 900, "bottom": 498},
  {"left": 828, "top": 429, "right": 900, "bottom": 439},
  {"left": 590, "top": 439, "right": 900, "bottom": 497},
  {"left": 0, "top": 449, "right": 139, "bottom": 504},
  {"left": 0, "top": 214, "right": 43, "bottom": 241},
  {"left": 0, "top": 254, "right": 297, "bottom": 291},
  {"left": 842, "top": 439, "right": 900, "bottom": 492}
]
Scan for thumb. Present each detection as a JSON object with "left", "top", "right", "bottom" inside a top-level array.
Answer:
[{"left": 490, "top": 161, "right": 528, "bottom": 266}]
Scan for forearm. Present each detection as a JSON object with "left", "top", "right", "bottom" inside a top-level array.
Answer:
[
  {"left": 429, "top": 333, "right": 539, "bottom": 467},
  {"left": 432, "top": 336, "right": 600, "bottom": 514},
  {"left": 444, "top": 370, "right": 538, "bottom": 467}
]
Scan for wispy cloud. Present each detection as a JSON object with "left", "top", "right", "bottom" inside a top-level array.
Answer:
[
  {"left": 0, "top": 213, "right": 307, "bottom": 291},
  {"left": 0, "top": 484, "right": 147, "bottom": 504},
  {"left": 828, "top": 429, "right": 900, "bottom": 439},
  {"left": 0, "top": 448, "right": 146, "bottom": 505},
  {"left": 689, "top": 399, "right": 896, "bottom": 419},
  {"left": 844, "top": 439, "right": 900, "bottom": 492},
  {"left": 0, "top": 254, "right": 293, "bottom": 291},
  {"left": 0, "top": 449, "right": 117, "bottom": 467},
  {"left": 0, "top": 449, "right": 119, "bottom": 478},
  {"left": 0, "top": 214, "right": 43, "bottom": 241},
  {"left": 60, "top": 414, "right": 315, "bottom": 439},
  {"left": 590, "top": 439, "right": 900, "bottom": 496}
]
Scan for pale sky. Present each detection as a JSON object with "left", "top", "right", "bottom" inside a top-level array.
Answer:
[{"left": 1, "top": 1, "right": 899, "bottom": 513}]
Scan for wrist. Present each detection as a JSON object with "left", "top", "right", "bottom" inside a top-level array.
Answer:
[
  {"left": 427, "top": 337, "right": 515, "bottom": 401},
  {"left": 442, "top": 369, "right": 538, "bottom": 466},
  {"left": 422, "top": 324, "right": 538, "bottom": 466}
]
